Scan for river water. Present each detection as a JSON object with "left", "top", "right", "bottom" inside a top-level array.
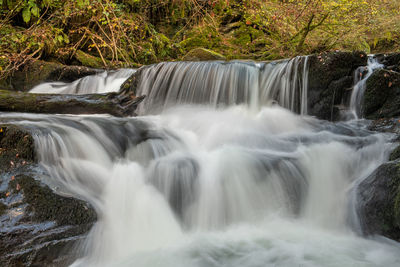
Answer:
[{"left": 8, "top": 58, "right": 400, "bottom": 266}]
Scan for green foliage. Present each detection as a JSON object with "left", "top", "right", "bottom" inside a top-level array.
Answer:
[{"left": 0, "top": 0, "right": 399, "bottom": 75}]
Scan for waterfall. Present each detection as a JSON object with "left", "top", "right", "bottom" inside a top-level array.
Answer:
[
  {"left": 30, "top": 68, "right": 136, "bottom": 94},
  {"left": 1, "top": 107, "right": 399, "bottom": 266},
  {"left": 135, "top": 57, "right": 309, "bottom": 115},
  {"left": 5, "top": 57, "right": 400, "bottom": 266},
  {"left": 349, "top": 56, "right": 383, "bottom": 119}
]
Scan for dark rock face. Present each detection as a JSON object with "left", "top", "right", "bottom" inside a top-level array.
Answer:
[
  {"left": 307, "top": 51, "right": 367, "bottom": 120},
  {"left": 363, "top": 69, "right": 400, "bottom": 119},
  {"left": 376, "top": 52, "right": 400, "bottom": 72},
  {"left": 0, "top": 125, "right": 96, "bottom": 266},
  {"left": 0, "top": 60, "right": 100, "bottom": 92},
  {"left": 357, "top": 160, "right": 400, "bottom": 242}
]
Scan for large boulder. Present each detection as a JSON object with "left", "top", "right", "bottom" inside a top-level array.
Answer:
[
  {"left": 357, "top": 160, "right": 400, "bottom": 241},
  {"left": 363, "top": 69, "right": 400, "bottom": 119},
  {"left": 307, "top": 51, "right": 367, "bottom": 120},
  {"left": 0, "top": 125, "right": 97, "bottom": 266}
]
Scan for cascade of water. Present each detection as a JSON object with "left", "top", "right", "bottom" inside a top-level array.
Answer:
[
  {"left": 349, "top": 56, "right": 383, "bottom": 119},
  {"left": 1, "top": 108, "right": 399, "bottom": 266},
  {"left": 4, "top": 56, "right": 400, "bottom": 267},
  {"left": 29, "top": 68, "right": 135, "bottom": 94},
  {"left": 135, "top": 57, "right": 309, "bottom": 115}
]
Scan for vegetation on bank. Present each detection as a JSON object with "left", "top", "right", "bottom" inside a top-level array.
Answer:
[{"left": 0, "top": 0, "right": 399, "bottom": 76}]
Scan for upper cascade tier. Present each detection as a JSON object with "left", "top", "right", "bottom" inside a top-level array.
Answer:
[
  {"left": 30, "top": 68, "right": 136, "bottom": 95},
  {"left": 135, "top": 57, "right": 309, "bottom": 115}
]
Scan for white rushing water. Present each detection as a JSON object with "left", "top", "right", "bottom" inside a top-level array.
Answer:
[
  {"left": 4, "top": 57, "right": 400, "bottom": 266},
  {"left": 349, "top": 56, "right": 383, "bottom": 119},
  {"left": 29, "top": 68, "right": 135, "bottom": 94},
  {"left": 1, "top": 106, "right": 400, "bottom": 267},
  {"left": 135, "top": 57, "right": 309, "bottom": 115}
]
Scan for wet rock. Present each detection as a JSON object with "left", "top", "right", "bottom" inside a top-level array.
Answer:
[
  {"left": 307, "top": 51, "right": 367, "bottom": 120},
  {"left": 182, "top": 48, "right": 226, "bottom": 61},
  {"left": 0, "top": 125, "right": 35, "bottom": 171},
  {"left": 0, "top": 125, "right": 97, "bottom": 266},
  {"left": 363, "top": 69, "right": 400, "bottom": 119},
  {"left": 0, "top": 60, "right": 101, "bottom": 92},
  {"left": 357, "top": 160, "right": 400, "bottom": 242},
  {"left": 376, "top": 52, "right": 400, "bottom": 72},
  {"left": 390, "top": 145, "right": 400, "bottom": 161}
]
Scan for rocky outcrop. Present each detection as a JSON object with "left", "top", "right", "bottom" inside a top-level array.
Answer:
[
  {"left": 357, "top": 160, "right": 400, "bottom": 242},
  {"left": 307, "top": 51, "right": 367, "bottom": 120},
  {"left": 363, "top": 69, "right": 400, "bottom": 119},
  {"left": 0, "top": 125, "right": 97, "bottom": 266},
  {"left": 0, "top": 60, "right": 101, "bottom": 92}
]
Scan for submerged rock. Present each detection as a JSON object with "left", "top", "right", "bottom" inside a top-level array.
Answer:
[
  {"left": 0, "top": 125, "right": 97, "bottom": 266},
  {"left": 357, "top": 160, "right": 400, "bottom": 242}
]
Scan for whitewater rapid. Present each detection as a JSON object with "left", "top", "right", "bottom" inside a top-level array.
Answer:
[
  {"left": 13, "top": 56, "right": 400, "bottom": 266},
  {"left": 1, "top": 105, "right": 400, "bottom": 267}
]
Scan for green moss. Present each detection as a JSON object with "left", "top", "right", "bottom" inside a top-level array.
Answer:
[
  {"left": 390, "top": 145, "right": 400, "bottom": 161},
  {"left": 11, "top": 175, "right": 96, "bottom": 225},
  {"left": 0, "top": 202, "right": 6, "bottom": 216},
  {"left": 182, "top": 48, "right": 225, "bottom": 61},
  {"left": 75, "top": 50, "right": 104, "bottom": 69}
]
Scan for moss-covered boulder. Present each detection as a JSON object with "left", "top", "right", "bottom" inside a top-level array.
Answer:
[
  {"left": 75, "top": 50, "right": 104, "bottom": 69},
  {"left": 0, "top": 60, "right": 100, "bottom": 91},
  {"left": 357, "top": 160, "right": 400, "bottom": 241},
  {"left": 0, "top": 125, "right": 35, "bottom": 171},
  {"left": 307, "top": 51, "right": 367, "bottom": 120},
  {"left": 363, "top": 69, "right": 400, "bottom": 119},
  {"left": 182, "top": 48, "right": 225, "bottom": 61}
]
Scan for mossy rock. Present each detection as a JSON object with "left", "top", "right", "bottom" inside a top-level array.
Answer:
[
  {"left": 0, "top": 60, "right": 100, "bottom": 91},
  {"left": 390, "top": 145, "right": 400, "bottom": 161},
  {"left": 307, "top": 51, "right": 367, "bottom": 120},
  {"left": 75, "top": 50, "right": 105, "bottom": 69},
  {"left": 364, "top": 69, "right": 400, "bottom": 119},
  {"left": 357, "top": 161, "right": 400, "bottom": 241},
  {"left": 0, "top": 202, "right": 6, "bottom": 216},
  {"left": 9, "top": 175, "right": 96, "bottom": 225},
  {"left": 182, "top": 48, "right": 225, "bottom": 61},
  {"left": 0, "top": 125, "right": 35, "bottom": 171}
]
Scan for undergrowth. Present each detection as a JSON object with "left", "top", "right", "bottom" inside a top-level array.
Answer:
[{"left": 0, "top": 0, "right": 399, "bottom": 77}]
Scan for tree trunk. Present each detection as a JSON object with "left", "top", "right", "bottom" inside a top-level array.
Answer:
[{"left": 0, "top": 90, "right": 145, "bottom": 117}]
